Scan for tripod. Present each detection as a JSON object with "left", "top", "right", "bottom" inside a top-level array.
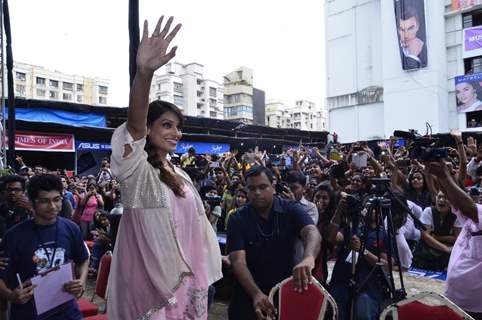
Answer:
[{"left": 347, "top": 179, "right": 407, "bottom": 320}]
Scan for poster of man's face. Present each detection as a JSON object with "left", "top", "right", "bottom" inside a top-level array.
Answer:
[{"left": 394, "top": 0, "right": 427, "bottom": 70}]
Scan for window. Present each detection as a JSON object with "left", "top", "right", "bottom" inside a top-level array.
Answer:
[
  {"left": 224, "top": 105, "right": 253, "bottom": 118},
  {"left": 465, "top": 57, "right": 482, "bottom": 74},
  {"left": 76, "top": 84, "right": 83, "bottom": 92},
  {"left": 36, "top": 88, "right": 46, "bottom": 97},
  {"left": 63, "top": 82, "right": 73, "bottom": 91},
  {"left": 36, "top": 77, "right": 46, "bottom": 87},
  {"left": 210, "top": 111, "right": 217, "bottom": 118},
  {"left": 99, "top": 96, "right": 107, "bottom": 104},
  {"left": 463, "top": 9, "right": 482, "bottom": 28},
  {"left": 174, "top": 95, "right": 184, "bottom": 106},
  {"left": 98, "top": 85, "right": 108, "bottom": 95},
  {"left": 209, "top": 98, "right": 217, "bottom": 107},
  {"left": 16, "top": 72, "right": 26, "bottom": 81},
  {"left": 49, "top": 90, "right": 58, "bottom": 99},
  {"left": 209, "top": 87, "right": 216, "bottom": 97},
  {"left": 173, "top": 82, "right": 183, "bottom": 94},
  {"left": 15, "top": 84, "right": 26, "bottom": 96},
  {"left": 63, "top": 93, "right": 72, "bottom": 101},
  {"left": 77, "top": 95, "right": 83, "bottom": 103},
  {"left": 49, "top": 80, "right": 59, "bottom": 88},
  {"left": 467, "top": 111, "right": 482, "bottom": 128},
  {"left": 157, "top": 84, "right": 161, "bottom": 91}
]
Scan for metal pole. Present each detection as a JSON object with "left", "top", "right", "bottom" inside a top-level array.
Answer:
[
  {"left": 0, "top": 0, "right": 5, "bottom": 169},
  {"left": 3, "top": 0, "right": 15, "bottom": 169},
  {"left": 128, "top": 0, "right": 140, "bottom": 87}
]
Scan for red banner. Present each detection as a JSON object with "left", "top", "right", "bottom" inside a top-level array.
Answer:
[{"left": 6, "top": 132, "right": 75, "bottom": 152}]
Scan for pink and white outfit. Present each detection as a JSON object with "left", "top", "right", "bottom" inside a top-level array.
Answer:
[
  {"left": 445, "top": 204, "right": 482, "bottom": 313},
  {"left": 107, "top": 123, "right": 222, "bottom": 320}
]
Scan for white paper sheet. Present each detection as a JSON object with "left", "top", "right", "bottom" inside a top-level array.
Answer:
[{"left": 31, "top": 262, "right": 75, "bottom": 316}]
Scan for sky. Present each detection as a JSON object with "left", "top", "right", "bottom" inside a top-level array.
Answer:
[{"left": 10, "top": 0, "right": 325, "bottom": 108}]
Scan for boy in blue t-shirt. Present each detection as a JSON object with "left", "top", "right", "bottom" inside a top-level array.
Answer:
[{"left": 0, "top": 174, "right": 89, "bottom": 320}]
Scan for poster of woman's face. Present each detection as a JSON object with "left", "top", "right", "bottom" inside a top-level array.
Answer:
[
  {"left": 455, "top": 74, "right": 482, "bottom": 113},
  {"left": 394, "top": 0, "right": 428, "bottom": 70}
]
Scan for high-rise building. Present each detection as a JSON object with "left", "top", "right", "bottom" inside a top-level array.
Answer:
[
  {"left": 149, "top": 62, "right": 224, "bottom": 119},
  {"left": 265, "top": 99, "right": 326, "bottom": 131},
  {"left": 326, "top": 1, "right": 479, "bottom": 142},
  {"left": 266, "top": 100, "right": 291, "bottom": 128},
  {"left": 223, "top": 67, "right": 254, "bottom": 123},
  {"left": 12, "top": 62, "right": 109, "bottom": 106}
]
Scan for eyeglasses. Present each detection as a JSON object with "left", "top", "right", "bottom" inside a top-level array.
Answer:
[
  {"left": 6, "top": 188, "right": 23, "bottom": 193},
  {"left": 35, "top": 196, "right": 63, "bottom": 206}
]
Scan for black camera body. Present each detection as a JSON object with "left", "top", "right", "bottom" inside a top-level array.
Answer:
[
  {"left": 394, "top": 130, "right": 448, "bottom": 162},
  {"left": 410, "top": 146, "right": 448, "bottom": 162},
  {"left": 206, "top": 195, "right": 222, "bottom": 207}
]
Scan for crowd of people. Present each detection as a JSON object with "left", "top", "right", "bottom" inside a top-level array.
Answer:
[{"left": 0, "top": 14, "right": 480, "bottom": 320}]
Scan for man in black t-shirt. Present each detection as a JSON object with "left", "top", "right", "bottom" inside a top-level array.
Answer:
[
  {"left": 0, "top": 174, "right": 89, "bottom": 320},
  {"left": 227, "top": 166, "right": 321, "bottom": 320}
]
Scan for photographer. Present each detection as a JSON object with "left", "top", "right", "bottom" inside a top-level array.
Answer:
[
  {"left": 79, "top": 183, "right": 104, "bottom": 239},
  {"left": 427, "top": 161, "right": 482, "bottom": 319},
  {"left": 202, "top": 185, "right": 223, "bottom": 232},
  {"left": 96, "top": 158, "right": 113, "bottom": 187},
  {"left": 328, "top": 192, "right": 391, "bottom": 320}
]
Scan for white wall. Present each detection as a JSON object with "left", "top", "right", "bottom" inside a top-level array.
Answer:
[
  {"left": 327, "top": 0, "right": 455, "bottom": 142},
  {"left": 381, "top": 0, "right": 448, "bottom": 137},
  {"left": 329, "top": 102, "right": 384, "bottom": 142}
]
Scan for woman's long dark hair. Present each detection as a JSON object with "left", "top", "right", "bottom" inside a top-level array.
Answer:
[
  {"left": 145, "top": 100, "right": 186, "bottom": 197},
  {"left": 314, "top": 182, "right": 337, "bottom": 227},
  {"left": 405, "top": 170, "right": 431, "bottom": 208}
]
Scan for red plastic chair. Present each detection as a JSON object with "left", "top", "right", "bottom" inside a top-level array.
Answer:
[
  {"left": 379, "top": 292, "right": 474, "bottom": 320},
  {"left": 78, "top": 298, "right": 99, "bottom": 317},
  {"left": 268, "top": 276, "right": 338, "bottom": 320},
  {"left": 79, "top": 251, "right": 112, "bottom": 317}
]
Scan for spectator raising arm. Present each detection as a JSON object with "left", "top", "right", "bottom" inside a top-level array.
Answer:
[
  {"left": 451, "top": 130, "right": 467, "bottom": 186},
  {"left": 428, "top": 161, "right": 478, "bottom": 223}
]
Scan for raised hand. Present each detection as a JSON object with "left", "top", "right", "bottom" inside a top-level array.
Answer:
[
  {"left": 467, "top": 136, "right": 477, "bottom": 155},
  {"left": 137, "top": 16, "right": 181, "bottom": 74}
]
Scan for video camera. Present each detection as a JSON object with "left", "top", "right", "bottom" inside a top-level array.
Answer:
[
  {"left": 393, "top": 129, "right": 448, "bottom": 162},
  {"left": 205, "top": 195, "right": 222, "bottom": 207}
]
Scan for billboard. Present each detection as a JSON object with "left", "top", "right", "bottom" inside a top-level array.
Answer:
[
  {"left": 76, "top": 141, "right": 112, "bottom": 151},
  {"left": 463, "top": 26, "right": 482, "bottom": 58},
  {"left": 452, "top": 0, "right": 482, "bottom": 10},
  {"left": 455, "top": 73, "right": 482, "bottom": 113},
  {"left": 6, "top": 132, "right": 75, "bottom": 152},
  {"left": 175, "top": 141, "right": 230, "bottom": 155},
  {"left": 394, "top": 0, "right": 428, "bottom": 70}
]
